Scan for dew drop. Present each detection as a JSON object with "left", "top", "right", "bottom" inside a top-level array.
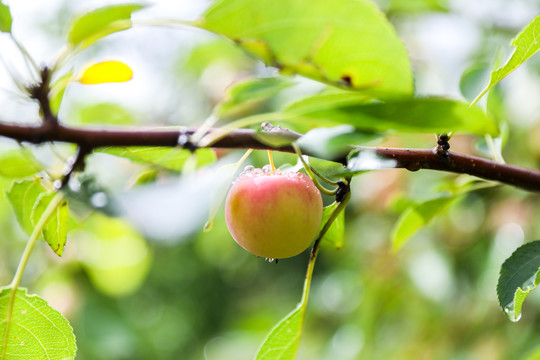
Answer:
[
  {"left": 253, "top": 168, "right": 264, "bottom": 176},
  {"left": 262, "top": 164, "right": 273, "bottom": 174},
  {"left": 521, "top": 275, "right": 537, "bottom": 292},
  {"left": 504, "top": 301, "right": 522, "bottom": 322},
  {"left": 90, "top": 192, "right": 108, "bottom": 208},
  {"left": 243, "top": 165, "right": 255, "bottom": 172}
]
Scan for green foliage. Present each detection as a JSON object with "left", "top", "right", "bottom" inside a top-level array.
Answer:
[
  {"left": 201, "top": 0, "right": 413, "bottom": 98},
  {"left": 0, "top": 1, "right": 11, "bottom": 33},
  {"left": 0, "top": 150, "right": 41, "bottom": 179},
  {"left": 6, "top": 180, "right": 69, "bottom": 256},
  {"left": 298, "top": 125, "right": 379, "bottom": 159},
  {"left": 256, "top": 306, "right": 304, "bottom": 360},
  {"left": 474, "top": 13, "right": 540, "bottom": 103},
  {"left": 217, "top": 77, "right": 293, "bottom": 119},
  {"left": 6, "top": 180, "right": 47, "bottom": 235},
  {"left": 0, "top": 288, "right": 77, "bottom": 359},
  {"left": 31, "top": 192, "right": 69, "bottom": 257},
  {"left": 497, "top": 241, "right": 540, "bottom": 322},
  {"left": 67, "top": 3, "right": 146, "bottom": 49},
  {"left": 286, "top": 97, "right": 499, "bottom": 136},
  {"left": 391, "top": 196, "right": 458, "bottom": 252},
  {"left": 321, "top": 202, "right": 345, "bottom": 249},
  {"left": 98, "top": 147, "right": 217, "bottom": 171}
]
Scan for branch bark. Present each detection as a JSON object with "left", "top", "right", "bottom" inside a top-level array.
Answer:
[{"left": 0, "top": 121, "right": 538, "bottom": 192}]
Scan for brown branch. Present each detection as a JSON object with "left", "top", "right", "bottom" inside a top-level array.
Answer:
[{"left": 0, "top": 121, "right": 538, "bottom": 192}]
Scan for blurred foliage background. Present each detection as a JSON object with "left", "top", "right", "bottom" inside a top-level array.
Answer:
[{"left": 1, "top": 0, "right": 540, "bottom": 359}]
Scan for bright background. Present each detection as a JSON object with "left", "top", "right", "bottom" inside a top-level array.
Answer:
[{"left": 0, "top": 0, "right": 540, "bottom": 359}]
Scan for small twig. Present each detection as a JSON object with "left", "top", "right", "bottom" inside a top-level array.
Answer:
[{"left": 56, "top": 146, "right": 91, "bottom": 190}]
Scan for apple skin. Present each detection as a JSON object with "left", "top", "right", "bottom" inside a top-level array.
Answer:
[{"left": 225, "top": 168, "right": 323, "bottom": 259}]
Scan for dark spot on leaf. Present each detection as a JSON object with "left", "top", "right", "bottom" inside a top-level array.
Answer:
[{"left": 341, "top": 75, "right": 353, "bottom": 86}]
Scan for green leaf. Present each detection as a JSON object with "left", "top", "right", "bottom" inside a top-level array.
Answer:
[
  {"left": 0, "top": 150, "right": 41, "bottom": 179},
  {"left": 31, "top": 192, "right": 69, "bottom": 256},
  {"left": 298, "top": 125, "right": 380, "bottom": 159},
  {"left": 473, "top": 14, "right": 540, "bottom": 104},
  {"left": 217, "top": 77, "right": 293, "bottom": 119},
  {"left": 201, "top": 0, "right": 413, "bottom": 98},
  {"left": 497, "top": 240, "right": 540, "bottom": 322},
  {"left": 73, "top": 103, "right": 135, "bottom": 125},
  {"left": 78, "top": 213, "right": 152, "bottom": 296},
  {"left": 320, "top": 202, "right": 345, "bottom": 249},
  {"left": 98, "top": 147, "right": 217, "bottom": 171},
  {"left": 50, "top": 72, "right": 73, "bottom": 116},
  {"left": 391, "top": 196, "right": 457, "bottom": 252},
  {"left": 67, "top": 3, "right": 146, "bottom": 48},
  {"left": 256, "top": 305, "right": 303, "bottom": 360},
  {"left": 0, "top": 1, "right": 12, "bottom": 33},
  {"left": 6, "top": 179, "right": 46, "bottom": 235},
  {"left": 0, "top": 288, "right": 77, "bottom": 359},
  {"left": 286, "top": 97, "right": 499, "bottom": 136}
]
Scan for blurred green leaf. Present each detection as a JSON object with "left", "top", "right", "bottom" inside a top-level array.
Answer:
[
  {"left": 321, "top": 202, "right": 345, "bottom": 249},
  {"left": 0, "top": 149, "right": 41, "bottom": 179},
  {"left": 67, "top": 3, "right": 146, "bottom": 48},
  {"left": 286, "top": 91, "right": 370, "bottom": 113},
  {"left": 74, "top": 103, "right": 135, "bottom": 125},
  {"left": 98, "top": 147, "right": 217, "bottom": 171},
  {"left": 0, "top": 1, "right": 12, "bottom": 33},
  {"left": 31, "top": 192, "right": 69, "bottom": 256},
  {"left": 298, "top": 125, "right": 380, "bottom": 159},
  {"left": 201, "top": 0, "right": 413, "bottom": 98},
  {"left": 50, "top": 72, "right": 73, "bottom": 116},
  {"left": 286, "top": 97, "right": 499, "bottom": 136},
  {"left": 474, "top": 14, "right": 540, "bottom": 103},
  {"left": 183, "top": 39, "right": 255, "bottom": 76},
  {"left": 256, "top": 303, "right": 303, "bottom": 360},
  {"left": 391, "top": 196, "right": 458, "bottom": 252},
  {"left": 0, "top": 288, "right": 76, "bottom": 359},
  {"left": 217, "top": 77, "right": 293, "bottom": 119},
  {"left": 78, "top": 213, "right": 152, "bottom": 296},
  {"left": 388, "top": 0, "right": 448, "bottom": 13},
  {"left": 6, "top": 179, "right": 46, "bottom": 235},
  {"left": 497, "top": 240, "right": 540, "bottom": 322},
  {"left": 459, "top": 63, "right": 490, "bottom": 103}
]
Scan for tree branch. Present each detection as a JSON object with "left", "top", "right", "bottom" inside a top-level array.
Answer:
[{"left": 0, "top": 121, "right": 538, "bottom": 192}]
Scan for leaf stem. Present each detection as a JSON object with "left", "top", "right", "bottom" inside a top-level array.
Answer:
[
  {"left": 1, "top": 192, "right": 64, "bottom": 360},
  {"left": 293, "top": 143, "right": 337, "bottom": 196}
]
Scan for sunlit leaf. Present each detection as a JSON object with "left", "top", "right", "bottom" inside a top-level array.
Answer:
[
  {"left": 346, "top": 149, "right": 397, "bottom": 173},
  {"left": 497, "top": 240, "right": 540, "bottom": 322},
  {"left": 0, "top": 1, "right": 12, "bottom": 33},
  {"left": 6, "top": 179, "right": 46, "bottom": 235},
  {"left": 98, "top": 147, "right": 216, "bottom": 171},
  {"left": 286, "top": 97, "right": 499, "bottom": 136},
  {"left": 31, "top": 192, "right": 69, "bottom": 256},
  {"left": 0, "top": 288, "right": 77, "bottom": 359},
  {"left": 77, "top": 61, "right": 133, "bottom": 85},
  {"left": 217, "top": 77, "right": 293, "bottom": 119},
  {"left": 391, "top": 196, "right": 458, "bottom": 252},
  {"left": 473, "top": 14, "right": 540, "bottom": 104},
  {"left": 0, "top": 150, "right": 41, "bottom": 179},
  {"left": 201, "top": 0, "right": 413, "bottom": 98},
  {"left": 67, "top": 3, "right": 146, "bottom": 48},
  {"left": 388, "top": 0, "right": 448, "bottom": 13},
  {"left": 256, "top": 305, "right": 303, "bottom": 360}
]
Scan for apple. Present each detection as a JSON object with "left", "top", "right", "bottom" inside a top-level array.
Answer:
[{"left": 225, "top": 166, "right": 323, "bottom": 259}]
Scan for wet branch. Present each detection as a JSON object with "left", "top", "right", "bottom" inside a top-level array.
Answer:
[{"left": 0, "top": 121, "right": 538, "bottom": 192}]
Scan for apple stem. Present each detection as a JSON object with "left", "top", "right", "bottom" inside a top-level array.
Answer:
[
  {"left": 293, "top": 143, "right": 338, "bottom": 196},
  {"left": 267, "top": 150, "right": 276, "bottom": 172}
]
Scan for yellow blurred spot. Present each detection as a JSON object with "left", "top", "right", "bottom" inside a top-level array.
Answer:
[{"left": 78, "top": 60, "right": 133, "bottom": 85}]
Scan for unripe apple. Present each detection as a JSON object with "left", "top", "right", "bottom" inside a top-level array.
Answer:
[{"left": 225, "top": 165, "right": 323, "bottom": 259}]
